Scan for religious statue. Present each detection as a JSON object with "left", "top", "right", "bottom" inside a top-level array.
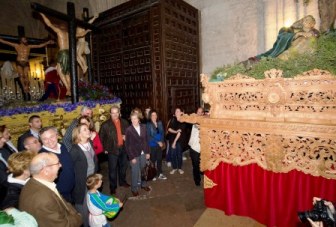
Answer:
[
  {"left": 278, "top": 15, "right": 319, "bottom": 60},
  {"left": 0, "top": 37, "right": 54, "bottom": 100},
  {"left": 255, "top": 15, "right": 319, "bottom": 61},
  {"left": 76, "top": 15, "right": 98, "bottom": 74},
  {"left": 39, "top": 13, "right": 71, "bottom": 96}
]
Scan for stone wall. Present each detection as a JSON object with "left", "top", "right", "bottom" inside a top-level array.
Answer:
[{"left": 185, "top": 0, "right": 319, "bottom": 74}]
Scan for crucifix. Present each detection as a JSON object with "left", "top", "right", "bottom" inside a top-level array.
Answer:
[
  {"left": 31, "top": 2, "right": 97, "bottom": 103},
  {"left": 0, "top": 27, "right": 52, "bottom": 101}
]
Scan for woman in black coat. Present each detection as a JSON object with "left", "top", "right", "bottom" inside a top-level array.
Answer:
[{"left": 70, "top": 123, "right": 98, "bottom": 227}]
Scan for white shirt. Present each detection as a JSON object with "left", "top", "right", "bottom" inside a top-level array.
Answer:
[
  {"left": 42, "top": 143, "right": 62, "bottom": 154},
  {"left": 7, "top": 174, "right": 29, "bottom": 185},
  {"left": 134, "top": 125, "right": 141, "bottom": 135},
  {"left": 34, "top": 177, "right": 64, "bottom": 201},
  {"left": 30, "top": 129, "right": 39, "bottom": 139},
  {"left": 188, "top": 124, "right": 201, "bottom": 153}
]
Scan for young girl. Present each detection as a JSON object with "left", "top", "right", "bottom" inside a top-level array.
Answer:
[{"left": 86, "top": 174, "right": 123, "bottom": 227}]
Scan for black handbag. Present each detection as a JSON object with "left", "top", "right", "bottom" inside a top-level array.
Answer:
[{"left": 141, "top": 160, "right": 157, "bottom": 181}]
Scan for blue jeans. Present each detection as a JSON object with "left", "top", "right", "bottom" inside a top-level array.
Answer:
[
  {"left": 170, "top": 142, "right": 182, "bottom": 169},
  {"left": 130, "top": 154, "right": 147, "bottom": 192}
]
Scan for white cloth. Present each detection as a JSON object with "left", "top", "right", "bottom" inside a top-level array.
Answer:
[
  {"left": 86, "top": 192, "right": 107, "bottom": 227},
  {"left": 7, "top": 174, "right": 29, "bottom": 185},
  {"left": 42, "top": 143, "right": 61, "bottom": 154},
  {"left": 188, "top": 124, "right": 201, "bottom": 153}
]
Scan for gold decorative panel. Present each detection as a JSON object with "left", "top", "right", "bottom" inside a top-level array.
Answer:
[{"left": 182, "top": 69, "right": 336, "bottom": 180}]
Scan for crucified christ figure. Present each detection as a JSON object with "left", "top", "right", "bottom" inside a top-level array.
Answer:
[
  {"left": 40, "top": 13, "right": 72, "bottom": 96},
  {"left": 0, "top": 37, "right": 53, "bottom": 98}
]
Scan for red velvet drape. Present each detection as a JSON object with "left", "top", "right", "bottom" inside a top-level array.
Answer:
[{"left": 204, "top": 162, "right": 336, "bottom": 227}]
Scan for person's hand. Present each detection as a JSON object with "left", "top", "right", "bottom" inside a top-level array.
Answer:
[
  {"left": 145, "top": 154, "right": 150, "bottom": 160},
  {"left": 307, "top": 218, "right": 323, "bottom": 227},
  {"left": 172, "top": 142, "right": 176, "bottom": 149},
  {"left": 158, "top": 141, "right": 163, "bottom": 147},
  {"left": 324, "top": 200, "right": 335, "bottom": 214},
  {"left": 177, "top": 129, "right": 182, "bottom": 134},
  {"left": 313, "top": 197, "right": 335, "bottom": 215},
  {"left": 122, "top": 135, "right": 126, "bottom": 141},
  {"left": 48, "top": 40, "right": 55, "bottom": 44},
  {"left": 131, "top": 158, "right": 136, "bottom": 164},
  {"left": 119, "top": 202, "right": 123, "bottom": 207},
  {"left": 104, "top": 150, "right": 108, "bottom": 154}
]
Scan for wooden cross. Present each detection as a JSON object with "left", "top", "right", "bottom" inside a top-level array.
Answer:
[{"left": 31, "top": 2, "right": 97, "bottom": 103}]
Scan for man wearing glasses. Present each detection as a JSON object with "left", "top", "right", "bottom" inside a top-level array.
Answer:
[
  {"left": 19, "top": 152, "right": 82, "bottom": 227},
  {"left": 39, "top": 126, "right": 75, "bottom": 203},
  {"left": 99, "top": 106, "right": 130, "bottom": 194}
]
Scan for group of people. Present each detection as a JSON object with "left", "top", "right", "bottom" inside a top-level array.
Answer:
[{"left": 0, "top": 105, "right": 205, "bottom": 226}]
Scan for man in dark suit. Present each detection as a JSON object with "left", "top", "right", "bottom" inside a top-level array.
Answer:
[
  {"left": 17, "top": 115, "right": 42, "bottom": 151},
  {"left": 19, "top": 152, "right": 82, "bottom": 227},
  {"left": 99, "top": 106, "right": 130, "bottom": 194}
]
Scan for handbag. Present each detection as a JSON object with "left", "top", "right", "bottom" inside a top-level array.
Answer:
[{"left": 141, "top": 160, "right": 157, "bottom": 181}]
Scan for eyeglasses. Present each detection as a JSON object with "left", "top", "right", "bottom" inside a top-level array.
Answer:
[{"left": 46, "top": 162, "right": 61, "bottom": 167}]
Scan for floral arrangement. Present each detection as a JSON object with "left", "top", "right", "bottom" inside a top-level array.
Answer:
[
  {"left": 78, "top": 80, "right": 114, "bottom": 101},
  {"left": 0, "top": 98, "right": 121, "bottom": 117}
]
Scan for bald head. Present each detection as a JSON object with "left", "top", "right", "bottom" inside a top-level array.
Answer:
[{"left": 30, "top": 152, "right": 61, "bottom": 182}]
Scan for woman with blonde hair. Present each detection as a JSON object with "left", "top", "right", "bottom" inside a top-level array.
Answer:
[
  {"left": 1, "top": 151, "right": 35, "bottom": 209},
  {"left": 78, "top": 116, "right": 103, "bottom": 155},
  {"left": 70, "top": 123, "right": 98, "bottom": 227}
]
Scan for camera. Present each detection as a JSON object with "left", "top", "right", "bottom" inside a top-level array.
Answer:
[{"left": 298, "top": 200, "right": 335, "bottom": 226}]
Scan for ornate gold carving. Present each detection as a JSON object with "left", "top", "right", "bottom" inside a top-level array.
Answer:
[
  {"left": 264, "top": 69, "right": 283, "bottom": 79},
  {"left": 204, "top": 175, "right": 217, "bottom": 189},
  {"left": 182, "top": 69, "right": 336, "bottom": 180}
]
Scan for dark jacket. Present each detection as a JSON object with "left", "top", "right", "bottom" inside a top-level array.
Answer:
[
  {"left": 99, "top": 118, "right": 129, "bottom": 155},
  {"left": 39, "top": 144, "right": 75, "bottom": 202},
  {"left": 70, "top": 143, "right": 98, "bottom": 204},
  {"left": 17, "top": 130, "right": 33, "bottom": 151},
  {"left": 0, "top": 147, "right": 10, "bottom": 204},
  {"left": 1, "top": 182, "right": 23, "bottom": 209},
  {"left": 125, "top": 124, "right": 150, "bottom": 160}
]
